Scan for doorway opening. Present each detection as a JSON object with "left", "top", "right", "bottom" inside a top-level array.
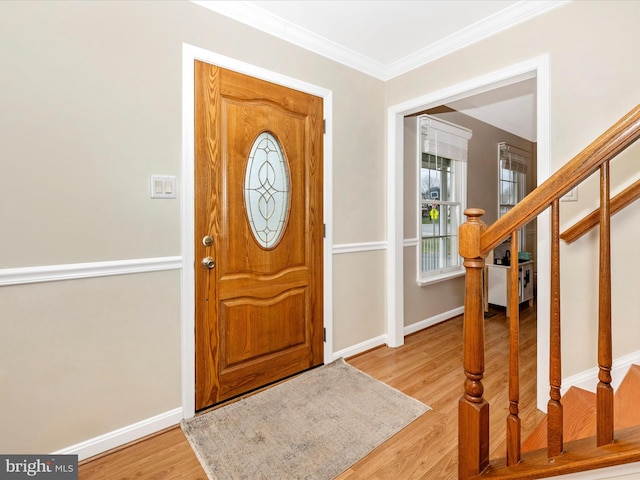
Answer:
[{"left": 386, "top": 55, "right": 550, "bottom": 412}]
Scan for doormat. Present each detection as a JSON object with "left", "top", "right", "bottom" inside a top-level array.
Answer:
[{"left": 181, "top": 358, "right": 430, "bottom": 480}]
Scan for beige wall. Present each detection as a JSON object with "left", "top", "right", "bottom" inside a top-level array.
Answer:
[
  {"left": 387, "top": 0, "right": 640, "bottom": 378},
  {"left": 0, "top": 0, "right": 385, "bottom": 265},
  {"left": 0, "top": 0, "right": 386, "bottom": 454},
  {"left": 332, "top": 251, "right": 386, "bottom": 351},
  {"left": 0, "top": 271, "right": 181, "bottom": 453}
]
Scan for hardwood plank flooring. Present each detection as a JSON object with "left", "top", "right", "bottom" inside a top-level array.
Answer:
[
  {"left": 79, "top": 304, "right": 542, "bottom": 480},
  {"left": 79, "top": 427, "right": 207, "bottom": 480}
]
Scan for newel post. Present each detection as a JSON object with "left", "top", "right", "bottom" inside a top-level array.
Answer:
[{"left": 459, "top": 208, "right": 489, "bottom": 479}]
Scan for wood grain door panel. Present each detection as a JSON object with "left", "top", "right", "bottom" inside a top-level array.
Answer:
[
  {"left": 194, "top": 61, "right": 323, "bottom": 409},
  {"left": 220, "top": 288, "right": 308, "bottom": 369}
]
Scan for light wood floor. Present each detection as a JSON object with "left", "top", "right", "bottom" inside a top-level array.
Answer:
[{"left": 79, "top": 304, "right": 544, "bottom": 480}]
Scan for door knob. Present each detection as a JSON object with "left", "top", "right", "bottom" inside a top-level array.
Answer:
[
  {"left": 202, "top": 235, "right": 214, "bottom": 247},
  {"left": 201, "top": 257, "right": 215, "bottom": 269}
]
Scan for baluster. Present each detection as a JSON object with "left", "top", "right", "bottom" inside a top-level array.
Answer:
[
  {"left": 597, "top": 161, "right": 614, "bottom": 446},
  {"left": 506, "top": 230, "right": 521, "bottom": 465},
  {"left": 548, "top": 199, "right": 563, "bottom": 457},
  {"left": 458, "top": 208, "right": 489, "bottom": 479}
]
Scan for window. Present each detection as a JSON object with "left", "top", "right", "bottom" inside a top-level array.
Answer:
[
  {"left": 418, "top": 115, "right": 471, "bottom": 284},
  {"left": 498, "top": 142, "right": 529, "bottom": 217},
  {"left": 498, "top": 142, "right": 529, "bottom": 250}
]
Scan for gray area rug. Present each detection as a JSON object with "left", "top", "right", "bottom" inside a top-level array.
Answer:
[{"left": 181, "top": 358, "right": 430, "bottom": 480}]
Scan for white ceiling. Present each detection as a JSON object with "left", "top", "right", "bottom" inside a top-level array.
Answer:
[
  {"left": 194, "top": 1, "right": 566, "bottom": 141},
  {"left": 446, "top": 77, "right": 537, "bottom": 142}
]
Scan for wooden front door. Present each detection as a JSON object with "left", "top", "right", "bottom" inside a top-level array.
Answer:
[{"left": 194, "top": 61, "right": 324, "bottom": 410}]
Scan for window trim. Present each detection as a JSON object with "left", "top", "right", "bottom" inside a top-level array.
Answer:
[{"left": 416, "top": 115, "right": 470, "bottom": 286}]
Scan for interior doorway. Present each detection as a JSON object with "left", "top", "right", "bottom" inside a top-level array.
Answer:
[{"left": 386, "top": 55, "right": 551, "bottom": 412}]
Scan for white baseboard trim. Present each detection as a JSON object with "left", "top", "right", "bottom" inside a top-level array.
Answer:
[
  {"left": 0, "top": 256, "right": 182, "bottom": 286},
  {"left": 53, "top": 407, "right": 183, "bottom": 461},
  {"left": 404, "top": 306, "right": 464, "bottom": 336},
  {"left": 333, "top": 307, "right": 464, "bottom": 361},
  {"left": 562, "top": 350, "right": 640, "bottom": 396},
  {"left": 332, "top": 335, "right": 388, "bottom": 360}
]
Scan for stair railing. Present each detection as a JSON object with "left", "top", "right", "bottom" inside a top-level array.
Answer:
[
  {"left": 458, "top": 104, "right": 640, "bottom": 479},
  {"left": 561, "top": 178, "right": 640, "bottom": 244}
]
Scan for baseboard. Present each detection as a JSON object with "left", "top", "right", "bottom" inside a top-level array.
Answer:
[
  {"left": 52, "top": 407, "right": 183, "bottom": 461},
  {"left": 333, "top": 307, "right": 464, "bottom": 360},
  {"left": 562, "top": 350, "right": 640, "bottom": 396},
  {"left": 403, "top": 306, "right": 464, "bottom": 336},
  {"left": 332, "top": 335, "right": 388, "bottom": 361}
]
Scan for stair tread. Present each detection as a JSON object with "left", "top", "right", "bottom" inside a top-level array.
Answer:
[
  {"left": 523, "top": 364, "right": 640, "bottom": 452},
  {"left": 478, "top": 424, "right": 640, "bottom": 479},
  {"left": 522, "top": 387, "right": 597, "bottom": 452}
]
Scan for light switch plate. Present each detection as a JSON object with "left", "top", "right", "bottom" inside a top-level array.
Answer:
[
  {"left": 561, "top": 186, "right": 578, "bottom": 202},
  {"left": 150, "top": 175, "right": 177, "bottom": 199}
]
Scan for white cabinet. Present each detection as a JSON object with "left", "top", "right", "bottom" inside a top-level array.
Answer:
[{"left": 487, "top": 260, "right": 534, "bottom": 309}]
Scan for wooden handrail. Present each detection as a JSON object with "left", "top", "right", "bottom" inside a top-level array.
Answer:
[
  {"left": 561, "top": 178, "right": 640, "bottom": 243},
  {"left": 480, "top": 104, "right": 640, "bottom": 255}
]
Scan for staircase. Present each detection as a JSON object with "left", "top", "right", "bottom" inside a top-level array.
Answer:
[
  {"left": 457, "top": 104, "right": 640, "bottom": 479},
  {"left": 522, "top": 365, "right": 640, "bottom": 453},
  {"left": 521, "top": 387, "right": 597, "bottom": 453}
]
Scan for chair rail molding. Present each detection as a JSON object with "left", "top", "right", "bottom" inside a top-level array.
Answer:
[
  {"left": 332, "top": 241, "right": 387, "bottom": 255},
  {"left": 0, "top": 256, "right": 182, "bottom": 286}
]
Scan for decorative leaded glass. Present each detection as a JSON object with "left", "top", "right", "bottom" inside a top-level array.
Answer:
[{"left": 244, "top": 132, "right": 290, "bottom": 248}]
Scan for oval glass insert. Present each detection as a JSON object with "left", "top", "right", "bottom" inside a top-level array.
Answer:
[{"left": 244, "top": 132, "right": 291, "bottom": 249}]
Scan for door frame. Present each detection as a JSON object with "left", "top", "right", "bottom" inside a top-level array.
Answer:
[
  {"left": 386, "top": 54, "right": 551, "bottom": 412},
  {"left": 180, "top": 43, "right": 333, "bottom": 419}
]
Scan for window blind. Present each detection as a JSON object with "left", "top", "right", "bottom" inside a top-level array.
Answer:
[
  {"left": 499, "top": 142, "right": 530, "bottom": 174},
  {"left": 422, "top": 117, "right": 472, "bottom": 163}
]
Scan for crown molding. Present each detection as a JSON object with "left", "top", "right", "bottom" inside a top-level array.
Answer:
[
  {"left": 192, "top": 1, "right": 568, "bottom": 81},
  {"left": 192, "top": 0, "right": 389, "bottom": 78},
  {"left": 386, "top": 1, "right": 568, "bottom": 79}
]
